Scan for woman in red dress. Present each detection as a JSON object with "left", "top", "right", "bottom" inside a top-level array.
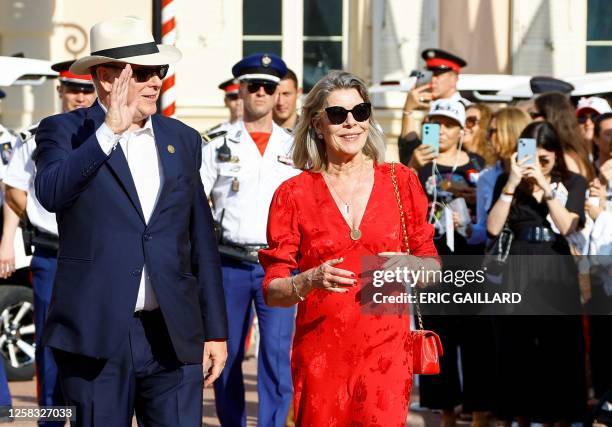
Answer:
[{"left": 259, "top": 70, "right": 438, "bottom": 426}]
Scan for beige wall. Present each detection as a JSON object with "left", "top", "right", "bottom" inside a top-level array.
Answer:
[
  {"left": 0, "top": 0, "right": 592, "bottom": 139},
  {"left": 0, "top": 0, "right": 150, "bottom": 129},
  {"left": 439, "top": 0, "right": 511, "bottom": 74}
]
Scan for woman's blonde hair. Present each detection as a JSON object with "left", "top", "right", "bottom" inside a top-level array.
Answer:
[
  {"left": 492, "top": 107, "right": 531, "bottom": 160},
  {"left": 292, "top": 70, "right": 385, "bottom": 171},
  {"left": 466, "top": 103, "right": 495, "bottom": 165}
]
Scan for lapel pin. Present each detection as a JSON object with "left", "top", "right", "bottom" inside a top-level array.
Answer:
[{"left": 167, "top": 145, "right": 175, "bottom": 154}]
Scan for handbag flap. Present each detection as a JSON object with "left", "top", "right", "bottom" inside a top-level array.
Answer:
[{"left": 423, "top": 330, "right": 444, "bottom": 356}]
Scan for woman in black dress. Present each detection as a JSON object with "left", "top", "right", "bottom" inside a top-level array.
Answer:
[{"left": 487, "top": 121, "right": 588, "bottom": 425}]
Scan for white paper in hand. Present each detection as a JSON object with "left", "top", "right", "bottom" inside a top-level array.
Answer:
[{"left": 445, "top": 206, "right": 454, "bottom": 252}]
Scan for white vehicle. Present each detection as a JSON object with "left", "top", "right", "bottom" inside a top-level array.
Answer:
[{"left": 369, "top": 71, "right": 612, "bottom": 103}]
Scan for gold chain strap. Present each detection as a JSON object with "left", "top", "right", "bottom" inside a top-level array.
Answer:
[{"left": 390, "top": 162, "right": 424, "bottom": 331}]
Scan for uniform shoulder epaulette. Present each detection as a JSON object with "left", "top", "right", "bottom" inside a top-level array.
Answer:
[
  {"left": 19, "top": 123, "right": 39, "bottom": 141},
  {"left": 202, "top": 130, "right": 227, "bottom": 144}
]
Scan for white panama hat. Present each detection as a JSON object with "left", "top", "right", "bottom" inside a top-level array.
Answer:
[{"left": 70, "top": 16, "right": 182, "bottom": 75}]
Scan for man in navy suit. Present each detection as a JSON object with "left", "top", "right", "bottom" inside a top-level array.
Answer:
[{"left": 33, "top": 17, "right": 228, "bottom": 427}]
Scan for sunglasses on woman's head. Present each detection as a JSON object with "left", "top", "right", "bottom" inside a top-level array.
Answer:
[
  {"left": 246, "top": 80, "right": 278, "bottom": 95},
  {"left": 324, "top": 102, "right": 372, "bottom": 125}
]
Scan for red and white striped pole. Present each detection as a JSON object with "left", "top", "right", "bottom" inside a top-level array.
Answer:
[{"left": 161, "top": 0, "right": 177, "bottom": 117}]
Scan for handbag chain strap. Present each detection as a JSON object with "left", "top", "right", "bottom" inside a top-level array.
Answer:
[{"left": 390, "top": 162, "right": 424, "bottom": 331}]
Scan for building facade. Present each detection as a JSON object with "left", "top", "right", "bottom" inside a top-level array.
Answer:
[{"left": 1, "top": 0, "right": 610, "bottom": 159}]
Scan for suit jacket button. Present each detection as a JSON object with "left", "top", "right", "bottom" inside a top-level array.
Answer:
[
  {"left": 132, "top": 269, "right": 141, "bottom": 277},
  {"left": 144, "top": 233, "right": 152, "bottom": 241}
]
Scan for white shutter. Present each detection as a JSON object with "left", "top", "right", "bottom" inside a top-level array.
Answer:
[
  {"left": 371, "top": 0, "right": 439, "bottom": 107},
  {"left": 512, "top": 0, "right": 586, "bottom": 76}
]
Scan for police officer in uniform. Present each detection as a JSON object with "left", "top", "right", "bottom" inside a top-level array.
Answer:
[
  {"left": 399, "top": 48, "right": 471, "bottom": 168},
  {"left": 201, "top": 53, "right": 300, "bottom": 427},
  {"left": 1, "top": 60, "right": 95, "bottom": 426},
  {"left": 202, "top": 78, "right": 243, "bottom": 143},
  {"left": 0, "top": 86, "right": 18, "bottom": 421}
]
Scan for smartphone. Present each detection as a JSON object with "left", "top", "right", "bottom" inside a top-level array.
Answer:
[
  {"left": 422, "top": 123, "right": 440, "bottom": 155},
  {"left": 410, "top": 69, "right": 432, "bottom": 87},
  {"left": 517, "top": 138, "right": 536, "bottom": 165}
]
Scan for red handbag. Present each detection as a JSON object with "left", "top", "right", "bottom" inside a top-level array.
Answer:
[{"left": 390, "top": 162, "right": 444, "bottom": 375}]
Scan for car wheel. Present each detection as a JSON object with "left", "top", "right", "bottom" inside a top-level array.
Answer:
[{"left": 0, "top": 286, "right": 35, "bottom": 381}]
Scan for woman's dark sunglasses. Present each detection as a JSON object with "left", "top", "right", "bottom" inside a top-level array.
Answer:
[
  {"left": 486, "top": 128, "right": 497, "bottom": 139},
  {"left": 246, "top": 80, "right": 278, "bottom": 95},
  {"left": 324, "top": 102, "right": 372, "bottom": 125},
  {"left": 465, "top": 116, "right": 480, "bottom": 128},
  {"left": 104, "top": 64, "right": 169, "bottom": 82},
  {"left": 578, "top": 113, "right": 599, "bottom": 124}
]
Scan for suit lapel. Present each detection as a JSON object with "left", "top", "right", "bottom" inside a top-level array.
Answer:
[
  {"left": 149, "top": 115, "right": 179, "bottom": 222},
  {"left": 94, "top": 103, "right": 146, "bottom": 223}
]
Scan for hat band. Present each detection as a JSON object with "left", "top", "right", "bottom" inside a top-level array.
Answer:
[
  {"left": 91, "top": 42, "right": 159, "bottom": 59},
  {"left": 426, "top": 58, "right": 461, "bottom": 73}
]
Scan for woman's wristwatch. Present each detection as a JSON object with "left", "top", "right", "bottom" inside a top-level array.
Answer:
[{"left": 543, "top": 190, "right": 555, "bottom": 201}]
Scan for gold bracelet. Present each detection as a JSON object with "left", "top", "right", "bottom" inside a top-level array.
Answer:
[{"left": 291, "top": 276, "right": 305, "bottom": 302}]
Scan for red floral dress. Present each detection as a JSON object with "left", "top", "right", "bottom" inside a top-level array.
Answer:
[{"left": 260, "top": 163, "right": 437, "bottom": 426}]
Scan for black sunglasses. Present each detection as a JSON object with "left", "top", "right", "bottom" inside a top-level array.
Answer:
[
  {"left": 246, "top": 80, "right": 278, "bottom": 95},
  {"left": 486, "top": 127, "right": 498, "bottom": 139},
  {"left": 465, "top": 116, "right": 480, "bottom": 128},
  {"left": 324, "top": 102, "right": 372, "bottom": 125},
  {"left": 529, "top": 111, "right": 545, "bottom": 120},
  {"left": 225, "top": 93, "right": 239, "bottom": 101},
  {"left": 104, "top": 64, "right": 169, "bottom": 83},
  {"left": 578, "top": 113, "right": 599, "bottom": 124}
]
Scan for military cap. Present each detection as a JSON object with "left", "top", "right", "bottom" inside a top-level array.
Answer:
[
  {"left": 51, "top": 60, "right": 95, "bottom": 92},
  {"left": 232, "top": 53, "right": 287, "bottom": 83},
  {"left": 529, "top": 76, "right": 574, "bottom": 95},
  {"left": 218, "top": 78, "right": 240, "bottom": 95},
  {"left": 421, "top": 48, "right": 467, "bottom": 73}
]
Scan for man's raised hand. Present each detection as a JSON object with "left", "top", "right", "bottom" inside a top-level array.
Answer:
[{"left": 104, "top": 64, "right": 139, "bottom": 134}]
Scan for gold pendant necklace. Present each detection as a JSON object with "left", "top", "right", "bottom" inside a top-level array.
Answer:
[
  {"left": 350, "top": 228, "right": 362, "bottom": 240},
  {"left": 323, "top": 164, "right": 366, "bottom": 241}
]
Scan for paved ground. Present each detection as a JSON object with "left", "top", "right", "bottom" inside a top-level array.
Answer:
[{"left": 6, "top": 357, "right": 444, "bottom": 426}]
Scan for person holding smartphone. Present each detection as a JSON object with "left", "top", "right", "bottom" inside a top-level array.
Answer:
[
  {"left": 487, "top": 121, "right": 588, "bottom": 423},
  {"left": 398, "top": 48, "right": 471, "bottom": 169},
  {"left": 416, "top": 99, "right": 491, "bottom": 424}
]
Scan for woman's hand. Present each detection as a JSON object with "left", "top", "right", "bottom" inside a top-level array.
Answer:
[
  {"left": 524, "top": 161, "right": 550, "bottom": 192},
  {"left": 599, "top": 158, "right": 612, "bottom": 184},
  {"left": 378, "top": 253, "right": 440, "bottom": 288},
  {"left": 506, "top": 153, "right": 527, "bottom": 191},
  {"left": 304, "top": 257, "right": 356, "bottom": 294},
  {"left": 408, "top": 144, "right": 438, "bottom": 171},
  {"left": 585, "top": 201, "right": 603, "bottom": 221},
  {"left": 589, "top": 178, "right": 606, "bottom": 205}
]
